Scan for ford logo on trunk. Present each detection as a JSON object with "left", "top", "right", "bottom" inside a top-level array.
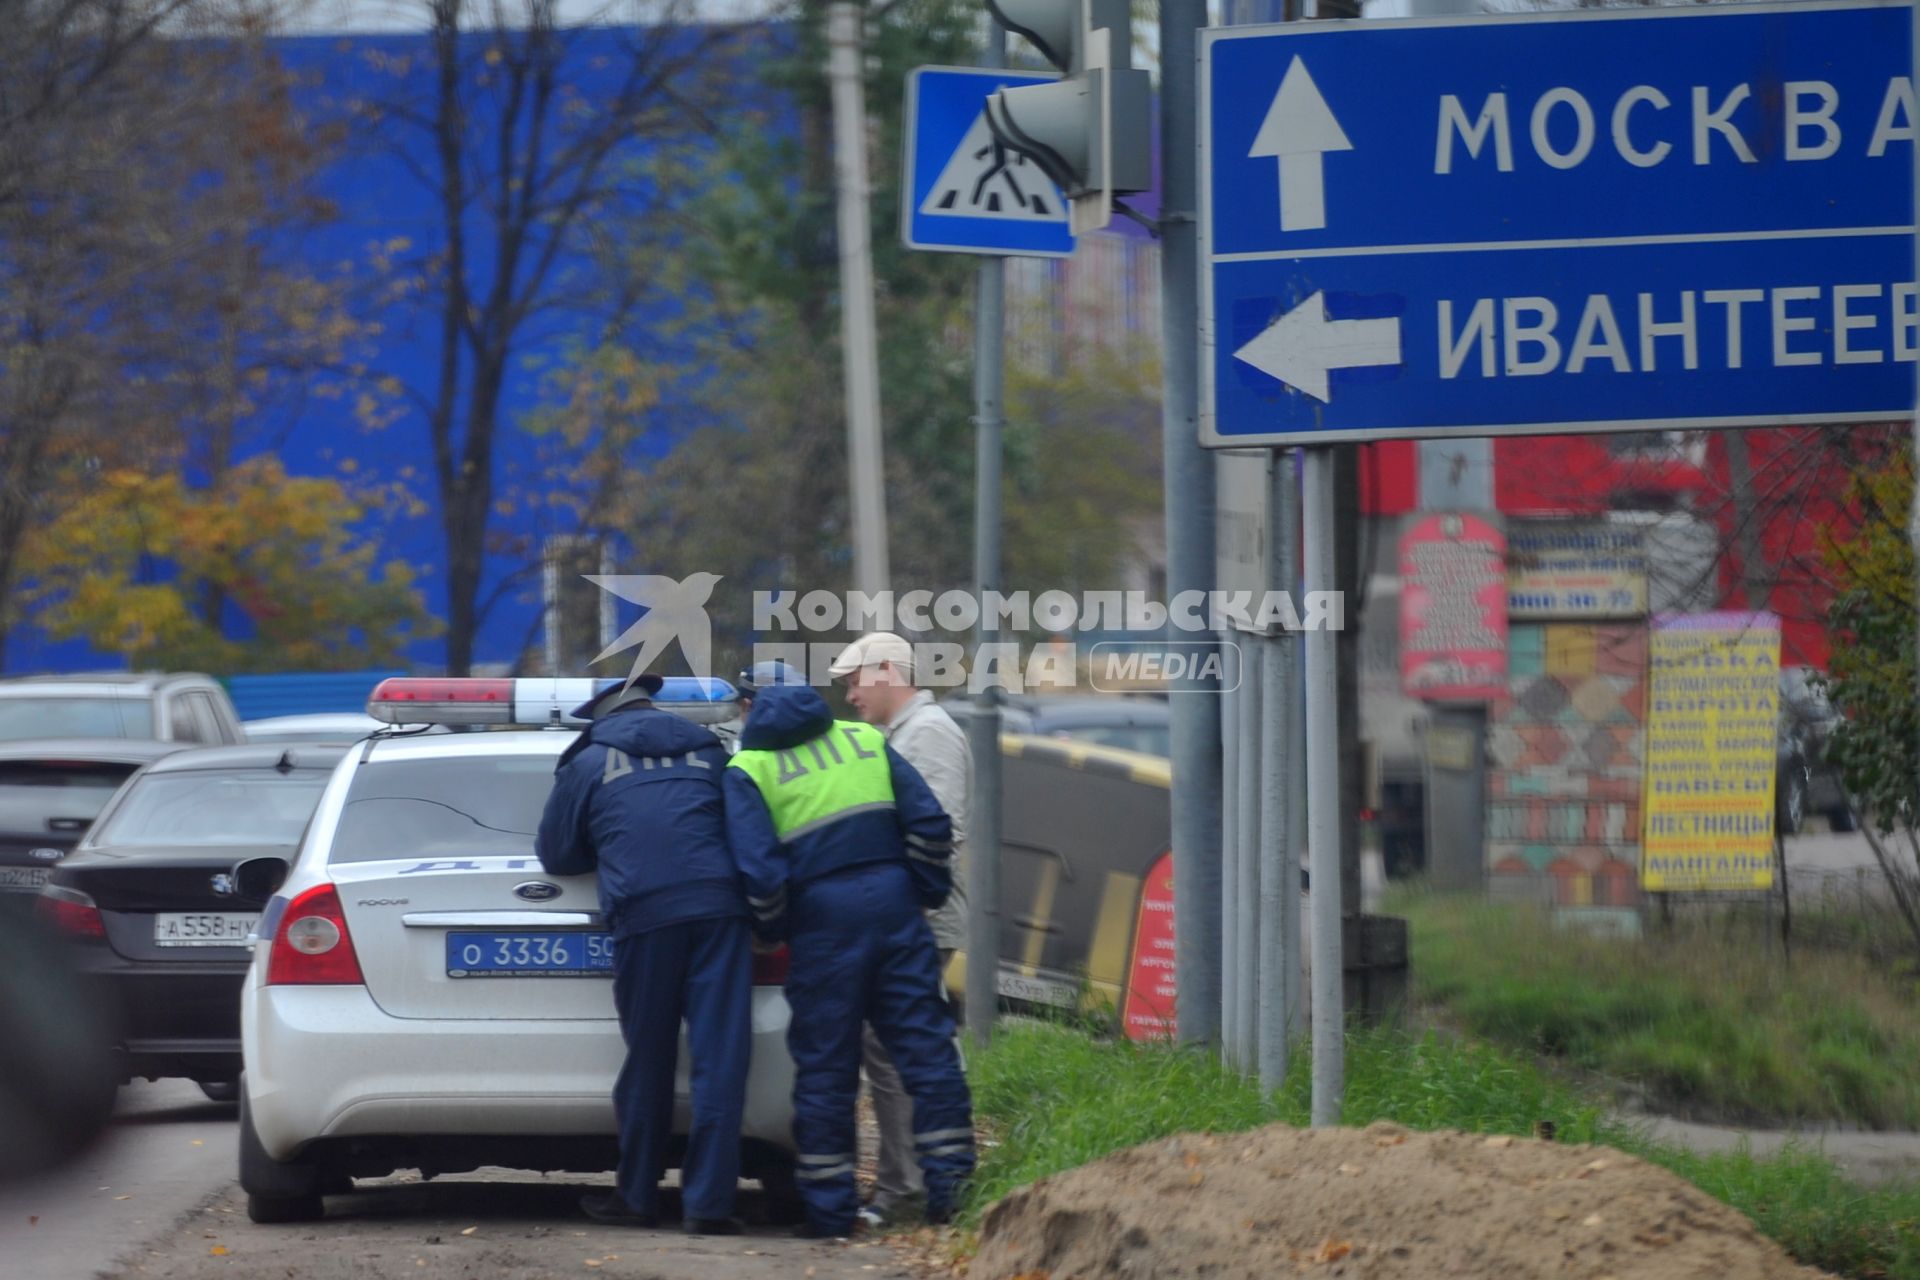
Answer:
[{"left": 513, "top": 881, "right": 562, "bottom": 903}]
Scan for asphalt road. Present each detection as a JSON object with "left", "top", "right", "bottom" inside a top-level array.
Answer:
[
  {"left": 108, "top": 1177, "right": 921, "bottom": 1280},
  {"left": 0, "top": 1080, "right": 238, "bottom": 1280},
  {"left": 0, "top": 1081, "right": 918, "bottom": 1280}
]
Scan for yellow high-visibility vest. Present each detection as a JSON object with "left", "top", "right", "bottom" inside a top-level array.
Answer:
[{"left": 728, "top": 720, "right": 896, "bottom": 840}]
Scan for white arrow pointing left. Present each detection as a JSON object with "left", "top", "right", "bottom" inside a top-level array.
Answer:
[
  {"left": 1250, "top": 56, "right": 1352, "bottom": 233},
  {"left": 1233, "top": 291, "right": 1401, "bottom": 403}
]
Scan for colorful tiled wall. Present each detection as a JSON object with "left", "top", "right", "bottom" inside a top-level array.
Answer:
[{"left": 1486, "top": 623, "right": 1647, "bottom": 908}]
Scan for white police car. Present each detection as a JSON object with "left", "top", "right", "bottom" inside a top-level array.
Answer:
[{"left": 235, "top": 677, "right": 798, "bottom": 1224}]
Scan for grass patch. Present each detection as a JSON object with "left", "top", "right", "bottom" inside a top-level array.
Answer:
[
  {"left": 1391, "top": 888, "right": 1920, "bottom": 1129},
  {"left": 966, "top": 1021, "right": 1920, "bottom": 1279},
  {"left": 965, "top": 1020, "right": 1608, "bottom": 1221},
  {"left": 1628, "top": 1139, "right": 1920, "bottom": 1279}
]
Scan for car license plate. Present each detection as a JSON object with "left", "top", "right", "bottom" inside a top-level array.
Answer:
[
  {"left": 153, "top": 912, "right": 259, "bottom": 946},
  {"left": 997, "top": 968, "right": 1078, "bottom": 1009},
  {"left": 446, "top": 930, "right": 615, "bottom": 978},
  {"left": 0, "top": 867, "right": 49, "bottom": 892}
]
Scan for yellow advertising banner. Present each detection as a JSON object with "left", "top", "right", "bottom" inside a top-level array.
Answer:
[
  {"left": 1642, "top": 612, "right": 1780, "bottom": 893},
  {"left": 1507, "top": 521, "right": 1649, "bottom": 620}
]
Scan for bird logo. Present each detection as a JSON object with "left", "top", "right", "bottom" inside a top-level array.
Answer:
[{"left": 586, "top": 572, "right": 723, "bottom": 688}]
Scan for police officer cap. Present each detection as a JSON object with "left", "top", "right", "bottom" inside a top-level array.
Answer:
[
  {"left": 570, "top": 672, "right": 664, "bottom": 720},
  {"left": 736, "top": 660, "right": 805, "bottom": 696}
]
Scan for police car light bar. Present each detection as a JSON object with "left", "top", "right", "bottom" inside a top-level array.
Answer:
[{"left": 367, "top": 677, "right": 740, "bottom": 728}]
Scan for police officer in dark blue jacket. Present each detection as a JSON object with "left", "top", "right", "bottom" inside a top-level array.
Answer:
[
  {"left": 536, "top": 674, "right": 750, "bottom": 1235},
  {"left": 723, "top": 679, "right": 973, "bottom": 1238}
]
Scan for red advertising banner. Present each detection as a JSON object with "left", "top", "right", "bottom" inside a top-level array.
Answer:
[
  {"left": 1121, "top": 850, "right": 1177, "bottom": 1042},
  {"left": 1400, "top": 513, "right": 1509, "bottom": 702}
]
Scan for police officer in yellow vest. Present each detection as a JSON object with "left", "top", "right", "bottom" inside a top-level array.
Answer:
[{"left": 722, "top": 676, "right": 973, "bottom": 1238}]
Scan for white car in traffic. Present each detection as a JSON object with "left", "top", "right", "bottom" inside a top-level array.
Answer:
[{"left": 236, "top": 677, "right": 798, "bottom": 1223}]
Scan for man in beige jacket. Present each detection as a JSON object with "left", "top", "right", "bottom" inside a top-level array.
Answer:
[{"left": 830, "top": 631, "right": 970, "bottom": 1229}]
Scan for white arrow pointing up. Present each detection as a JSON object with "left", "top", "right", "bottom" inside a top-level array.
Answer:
[
  {"left": 1233, "top": 291, "right": 1401, "bottom": 403},
  {"left": 1250, "top": 56, "right": 1352, "bottom": 233}
]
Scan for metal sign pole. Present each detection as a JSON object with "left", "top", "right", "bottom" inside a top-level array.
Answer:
[
  {"left": 1285, "top": 549, "right": 1306, "bottom": 1049},
  {"left": 1257, "top": 446, "right": 1297, "bottom": 1090},
  {"left": 1162, "top": 0, "right": 1222, "bottom": 1047},
  {"left": 1910, "top": 0, "right": 1920, "bottom": 795},
  {"left": 1220, "top": 651, "right": 1242, "bottom": 1065},
  {"left": 965, "top": 18, "right": 1007, "bottom": 1052},
  {"left": 1237, "top": 632, "right": 1263, "bottom": 1069},
  {"left": 1304, "top": 445, "right": 1344, "bottom": 1125}
]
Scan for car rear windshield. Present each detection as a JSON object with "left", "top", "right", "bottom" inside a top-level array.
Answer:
[
  {"left": 329, "top": 756, "right": 555, "bottom": 863},
  {"left": 0, "top": 697, "right": 153, "bottom": 741},
  {"left": 0, "top": 762, "right": 141, "bottom": 834},
  {"left": 91, "top": 772, "right": 330, "bottom": 847}
]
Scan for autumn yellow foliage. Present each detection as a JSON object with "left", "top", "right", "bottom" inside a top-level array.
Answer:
[
  {"left": 1818, "top": 450, "right": 1918, "bottom": 832},
  {"left": 21, "top": 459, "right": 438, "bottom": 672}
]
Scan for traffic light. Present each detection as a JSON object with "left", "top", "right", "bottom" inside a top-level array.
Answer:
[{"left": 983, "top": 0, "right": 1151, "bottom": 234}]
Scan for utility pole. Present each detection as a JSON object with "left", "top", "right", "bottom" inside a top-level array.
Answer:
[
  {"left": 828, "top": 0, "right": 891, "bottom": 598},
  {"left": 966, "top": 18, "right": 1008, "bottom": 1051},
  {"left": 1161, "top": 0, "right": 1222, "bottom": 1048}
]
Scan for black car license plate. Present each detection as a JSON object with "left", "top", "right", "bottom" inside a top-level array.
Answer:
[{"left": 445, "top": 930, "right": 614, "bottom": 978}]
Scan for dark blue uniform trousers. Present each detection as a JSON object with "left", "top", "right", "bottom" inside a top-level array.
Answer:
[
  {"left": 784, "top": 863, "right": 974, "bottom": 1233},
  {"left": 609, "top": 915, "right": 752, "bottom": 1220}
]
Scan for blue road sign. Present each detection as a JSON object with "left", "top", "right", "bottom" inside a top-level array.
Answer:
[
  {"left": 903, "top": 66, "right": 1077, "bottom": 258},
  {"left": 1199, "top": 0, "right": 1918, "bottom": 447}
]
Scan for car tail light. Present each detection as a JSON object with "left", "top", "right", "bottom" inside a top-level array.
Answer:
[
  {"left": 36, "top": 885, "right": 105, "bottom": 941},
  {"left": 266, "top": 884, "right": 364, "bottom": 985},
  {"left": 751, "top": 944, "right": 789, "bottom": 986}
]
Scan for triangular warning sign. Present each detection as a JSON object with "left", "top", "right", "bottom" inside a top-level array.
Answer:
[{"left": 919, "top": 110, "right": 1068, "bottom": 222}]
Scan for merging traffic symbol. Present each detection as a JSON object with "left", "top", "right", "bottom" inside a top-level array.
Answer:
[{"left": 1200, "top": 1, "right": 1918, "bottom": 447}]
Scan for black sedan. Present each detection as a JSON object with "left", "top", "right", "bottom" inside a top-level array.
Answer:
[
  {"left": 0, "top": 739, "right": 182, "bottom": 916},
  {"left": 36, "top": 742, "right": 346, "bottom": 1099}
]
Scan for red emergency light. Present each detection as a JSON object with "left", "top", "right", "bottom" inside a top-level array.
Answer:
[{"left": 366, "top": 678, "right": 516, "bottom": 726}]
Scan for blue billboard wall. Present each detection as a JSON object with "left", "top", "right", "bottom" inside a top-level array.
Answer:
[
  {"left": 224, "top": 670, "right": 407, "bottom": 720},
  {"left": 267, "top": 26, "right": 766, "bottom": 670},
  {"left": 8, "top": 23, "right": 777, "bottom": 675},
  {"left": 8, "top": 22, "right": 1165, "bottom": 677}
]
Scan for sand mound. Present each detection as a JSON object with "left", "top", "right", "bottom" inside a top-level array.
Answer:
[{"left": 970, "top": 1122, "right": 1829, "bottom": 1279}]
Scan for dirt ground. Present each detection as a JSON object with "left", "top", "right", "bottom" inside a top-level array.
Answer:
[{"left": 968, "top": 1122, "right": 1831, "bottom": 1280}]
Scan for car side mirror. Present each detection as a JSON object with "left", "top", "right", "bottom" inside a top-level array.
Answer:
[{"left": 230, "top": 856, "right": 290, "bottom": 901}]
